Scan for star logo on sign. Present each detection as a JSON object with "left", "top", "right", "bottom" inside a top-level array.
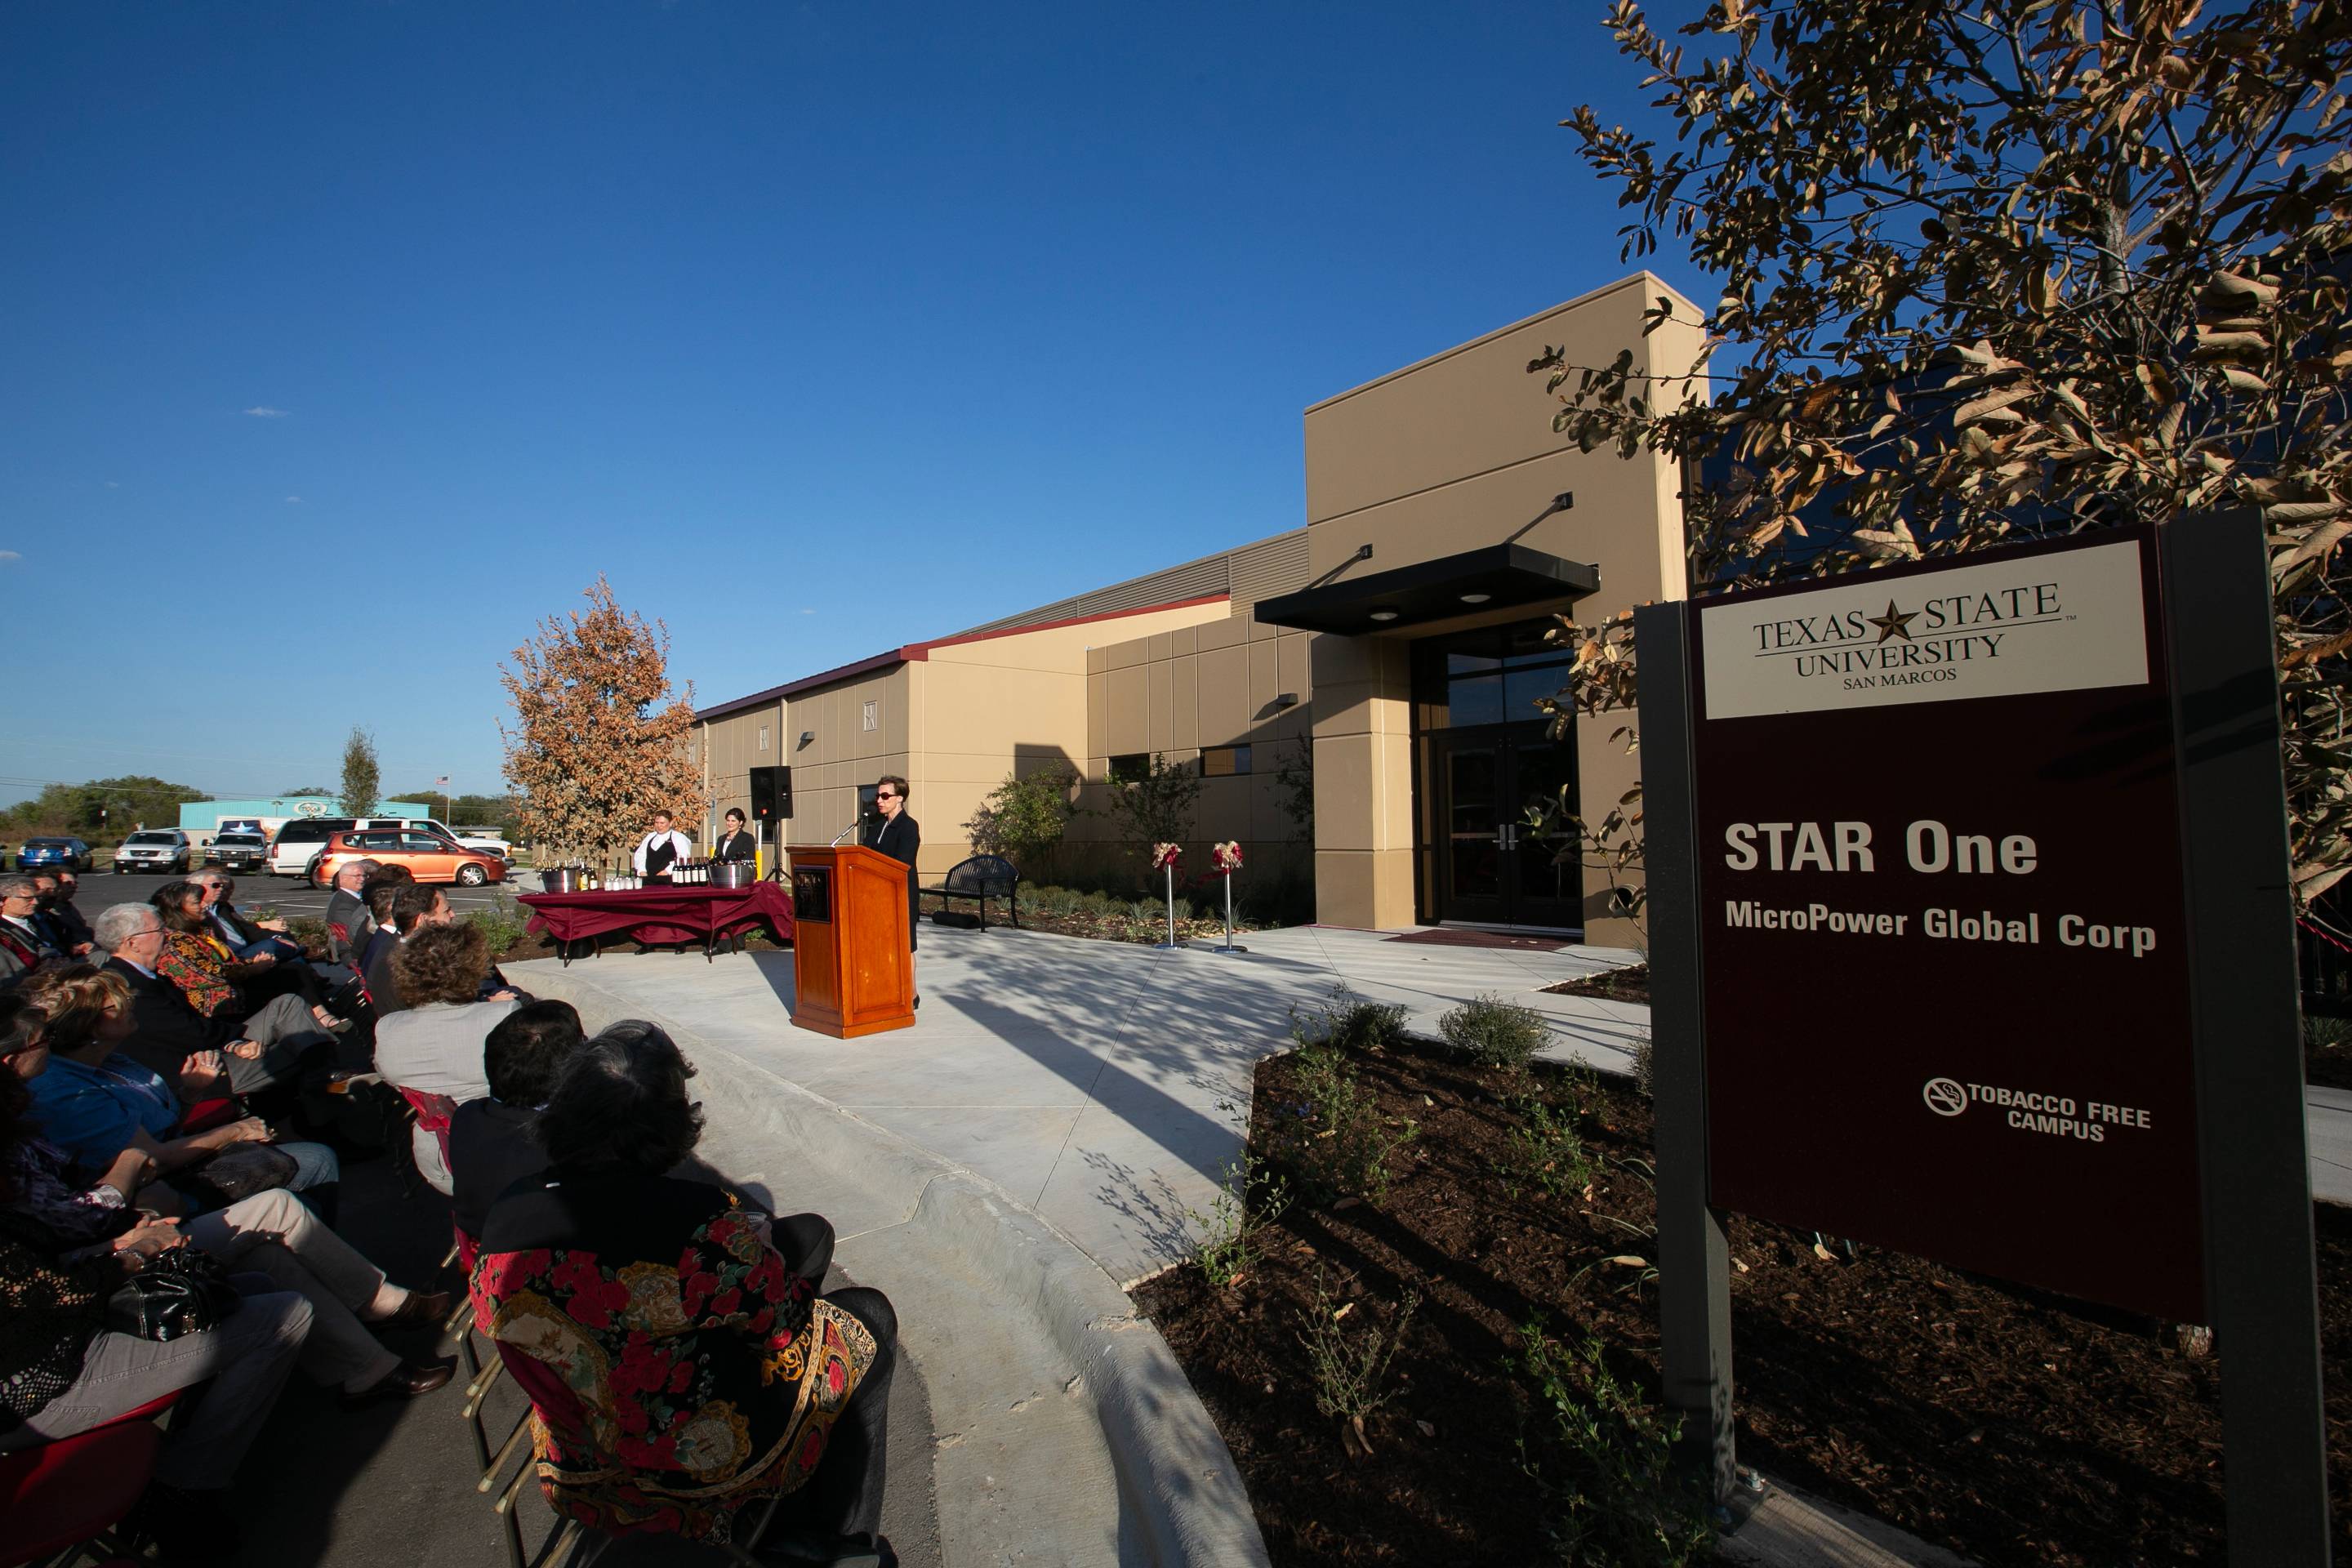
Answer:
[{"left": 1867, "top": 599, "right": 1918, "bottom": 644}]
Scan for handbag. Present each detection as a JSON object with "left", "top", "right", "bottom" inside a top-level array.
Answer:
[
  {"left": 105, "top": 1245, "right": 243, "bottom": 1342},
  {"left": 176, "top": 1143, "right": 300, "bottom": 1210}
]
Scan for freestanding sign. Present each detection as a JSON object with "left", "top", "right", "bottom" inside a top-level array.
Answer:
[
  {"left": 1690, "top": 531, "right": 2202, "bottom": 1319},
  {"left": 1638, "top": 514, "right": 2331, "bottom": 1564}
]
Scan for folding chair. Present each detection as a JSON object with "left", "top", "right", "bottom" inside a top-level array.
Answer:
[{"left": 0, "top": 1393, "right": 182, "bottom": 1568}]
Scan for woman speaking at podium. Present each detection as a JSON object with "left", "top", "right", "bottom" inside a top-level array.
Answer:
[{"left": 863, "top": 777, "right": 920, "bottom": 1006}]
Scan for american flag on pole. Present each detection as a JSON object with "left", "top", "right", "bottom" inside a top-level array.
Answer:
[{"left": 434, "top": 775, "right": 450, "bottom": 787}]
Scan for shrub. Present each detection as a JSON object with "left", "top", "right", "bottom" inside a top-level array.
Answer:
[
  {"left": 1513, "top": 1323, "right": 1715, "bottom": 1567},
  {"left": 1298, "top": 1271, "right": 1420, "bottom": 1428},
  {"left": 1440, "top": 992, "right": 1550, "bottom": 1069},
  {"left": 1186, "top": 1152, "right": 1290, "bottom": 1290},
  {"left": 2307, "top": 1013, "right": 2352, "bottom": 1050},
  {"left": 1503, "top": 1091, "right": 1600, "bottom": 1203},
  {"left": 466, "top": 890, "right": 528, "bottom": 956},
  {"left": 1104, "top": 752, "right": 1200, "bottom": 866},
  {"left": 1269, "top": 1002, "right": 1419, "bottom": 1205},
  {"left": 1317, "top": 992, "right": 1409, "bottom": 1054},
  {"left": 1628, "top": 1029, "right": 1655, "bottom": 1098},
  {"left": 964, "top": 763, "right": 1079, "bottom": 873}
]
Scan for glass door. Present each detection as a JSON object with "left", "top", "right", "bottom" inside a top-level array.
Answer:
[
  {"left": 1428, "top": 725, "right": 1582, "bottom": 929},
  {"left": 1441, "top": 742, "right": 1506, "bottom": 924}
]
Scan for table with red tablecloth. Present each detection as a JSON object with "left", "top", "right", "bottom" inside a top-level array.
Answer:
[{"left": 518, "top": 882, "right": 795, "bottom": 963}]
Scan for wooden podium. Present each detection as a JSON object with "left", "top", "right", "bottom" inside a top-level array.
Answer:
[{"left": 785, "top": 844, "right": 915, "bottom": 1038}]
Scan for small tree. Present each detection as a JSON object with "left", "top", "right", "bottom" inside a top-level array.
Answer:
[
  {"left": 1533, "top": 0, "right": 2352, "bottom": 915},
  {"left": 964, "top": 763, "right": 1080, "bottom": 871},
  {"left": 339, "top": 729, "right": 381, "bottom": 818},
  {"left": 1106, "top": 753, "right": 1202, "bottom": 867},
  {"left": 1271, "top": 739, "right": 1314, "bottom": 845},
  {"left": 283, "top": 785, "right": 332, "bottom": 798},
  {"left": 500, "top": 577, "right": 706, "bottom": 867}
]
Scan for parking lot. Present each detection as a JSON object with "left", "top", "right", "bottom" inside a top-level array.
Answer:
[{"left": 65, "top": 866, "right": 531, "bottom": 924}]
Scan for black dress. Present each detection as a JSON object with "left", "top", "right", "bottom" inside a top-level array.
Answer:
[{"left": 862, "top": 813, "right": 920, "bottom": 951}]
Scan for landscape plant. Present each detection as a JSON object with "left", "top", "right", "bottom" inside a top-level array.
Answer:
[
  {"left": 1439, "top": 992, "right": 1551, "bottom": 1069},
  {"left": 1185, "top": 1151, "right": 1292, "bottom": 1290},
  {"left": 1269, "top": 996, "right": 1419, "bottom": 1205},
  {"left": 466, "top": 889, "right": 529, "bottom": 956},
  {"left": 963, "top": 762, "right": 1080, "bottom": 872},
  {"left": 1529, "top": 0, "right": 2352, "bottom": 925},
  {"left": 339, "top": 728, "right": 381, "bottom": 819},
  {"left": 1513, "top": 1322, "right": 1715, "bottom": 1567},
  {"left": 1298, "top": 1271, "right": 1422, "bottom": 1441},
  {"left": 500, "top": 577, "right": 706, "bottom": 868},
  {"left": 1104, "top": 753, "right": 1200, "bottom": 867},
  {"left": 1502, "top": 1090, "right": 1601, "bottom": 1204}
]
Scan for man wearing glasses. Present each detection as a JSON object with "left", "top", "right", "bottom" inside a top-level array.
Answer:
[{"left": 862, "top": 777, "right": 921, "bottom": 1004}]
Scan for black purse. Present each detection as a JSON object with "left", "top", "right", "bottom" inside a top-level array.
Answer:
[
  {"left": 175, "top": 1144, "right": 299, "bottom": 1211},
  {"left": 105, "top": 1244, "right": 243, "bottom": 1342}
]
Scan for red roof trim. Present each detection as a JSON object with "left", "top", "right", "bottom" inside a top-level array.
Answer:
[{"left": 694, "top": 591, "right": 1232, "bottom": 722}]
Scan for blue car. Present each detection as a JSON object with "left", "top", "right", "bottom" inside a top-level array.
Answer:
[{"left": 17, "top": 837, "right": 93, "bottom": 873}]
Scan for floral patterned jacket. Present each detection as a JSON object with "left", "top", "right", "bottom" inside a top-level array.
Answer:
[
  {"left": 470, "top": 1173, "right": 875, "bottom": 1544},
  {"left": 154, "top": 929, "right": 238, "bottom": 1018}
]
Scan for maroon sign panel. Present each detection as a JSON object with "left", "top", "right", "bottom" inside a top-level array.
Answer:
[{"left": 1690, "top": 527, "right": 2203, "bottom": 1321}]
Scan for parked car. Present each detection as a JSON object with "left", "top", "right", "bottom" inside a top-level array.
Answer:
[
  {"left": 265, "top": 817, "right": 357, "bottom": 878},
  {"left": 113, "top": 830, "right": 193, "bottom": 875},
  {"left": 16, "top": 838, "right": 94, "bottom": 873},
  {"left": 204, "top": 831, "right": 270, "bottom": 874},
  {"left": 448, "top": 824, "right": 514, "bottom": 861},
  {"left": 305, "top": 827, "right": 507, "bottom": 889}
]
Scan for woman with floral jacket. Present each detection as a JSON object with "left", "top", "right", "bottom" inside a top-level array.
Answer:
[{"left": 472, "top": 1021, "right": 896, "bottom": 1557}]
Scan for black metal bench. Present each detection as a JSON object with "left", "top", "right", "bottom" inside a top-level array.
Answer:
[{"left": 923, "top": 854, "right": 1021, "bottom": 931}]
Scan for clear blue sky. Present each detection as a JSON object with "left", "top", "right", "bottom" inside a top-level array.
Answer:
[{"left": 0, "top": 0, "right": 1708, "bottom": 808}]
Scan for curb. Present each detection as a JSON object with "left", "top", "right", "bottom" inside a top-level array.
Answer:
[{"left": 509, "top": 960, "right": 1270, "bottom": 1568}]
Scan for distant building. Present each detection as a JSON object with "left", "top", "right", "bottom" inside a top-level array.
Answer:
[
  {"left": 177, "top": 797, "right": 431, "bottom": 834},
  {"left": 693, "top": 275, "right": 1704, "bottom": 945}
]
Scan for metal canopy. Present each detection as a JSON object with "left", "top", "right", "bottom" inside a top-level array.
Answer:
[{"left": 1251, "top": 542, "right": 1601, "bottom": 635}]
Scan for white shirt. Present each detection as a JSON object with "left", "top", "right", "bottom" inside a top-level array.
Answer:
[{"left": 632, "top": 831, "right": 693, "bottom": 875}]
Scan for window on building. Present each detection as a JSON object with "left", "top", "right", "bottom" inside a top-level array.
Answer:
[
  {"left": 862, "top": 701, "right": 879, "bottom": 732},
  {"left": 757, "top": 724, "right": 769, "bottom": 752},
  {"left": 1108, "top": 753, "right": 1151, "bottom": 785},
  {"left": 1200, "top": 746, "right": 1252, "bottom": 777}
]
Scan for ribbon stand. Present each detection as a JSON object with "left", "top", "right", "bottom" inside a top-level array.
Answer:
[
  {"left": 1156, "top": 861, "right": 1185, "bottom": 950},
  {"left": 1214, "top": 870, "right": 1247, "bottom": 954}
]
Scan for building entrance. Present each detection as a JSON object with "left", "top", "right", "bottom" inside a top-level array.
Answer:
[{"left": 1414, "top": 622, "right": 1583, "bottom": 930}]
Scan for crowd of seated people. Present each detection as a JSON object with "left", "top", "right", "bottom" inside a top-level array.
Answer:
[{"left": 0, "top": 874, "right": 900, "bottom": 1566}]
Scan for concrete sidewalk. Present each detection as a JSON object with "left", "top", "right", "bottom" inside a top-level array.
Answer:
[
  {"left": 514, "top": 922, "right": 1642, "bottom": 1289},
  {"left": 2307, "top": 1083, "right": 2352, "bottom": 1204}
]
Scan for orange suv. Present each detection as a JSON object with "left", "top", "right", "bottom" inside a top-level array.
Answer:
[{"left": 306, "top": 826, "right": 508, "bottom": 889}]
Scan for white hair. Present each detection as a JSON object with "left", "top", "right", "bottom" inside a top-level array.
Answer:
[{"left": 93, "top": 902, "right": 161, "bottom": 953}]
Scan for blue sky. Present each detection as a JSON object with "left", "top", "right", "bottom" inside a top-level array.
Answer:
[{"left": 0, "top": 1, "right": 1708, "bottom": 808}]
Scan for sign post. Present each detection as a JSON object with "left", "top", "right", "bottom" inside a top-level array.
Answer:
[{"left": 1640, "top": 514, "right": 2330, "bottom": 1561}]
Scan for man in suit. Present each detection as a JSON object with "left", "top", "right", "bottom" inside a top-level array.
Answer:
[
  {"left": 323, "top": 859, "right": 380, "bottom": 963},
  {"left": 47, "top": 870, "right": 97, "bottom": 954},
  {"left": 862, "top": 777, "right": 921, "bottom": 1010},
  {"left": 0, "top": 876, "right": 63, "bottom": 969},
  {"left": 94, "top": 902, "right": 333, "bottom": 1097},
  {"left": 24, "top": 874, "right": 88, "bottom": 957}
]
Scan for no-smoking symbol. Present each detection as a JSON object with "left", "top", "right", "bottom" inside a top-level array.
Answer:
[{"left": 1922, "top": 1077, "right": 1967, "bottom": 1116}]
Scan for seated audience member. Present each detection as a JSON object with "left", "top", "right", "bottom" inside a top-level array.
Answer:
[
  {"left": 354, "top": 880, "right": 401, "bottom": 984},
  {"left": 26, "top": 872, "right": 93, "bottom": 959},
  {"left": 323, "top": 858, "right": 380, "bottom": 963},
  {"left": 0, "top": 1055, "right": 314, "bottom": 1561},
  {"left": 0, "top": 874, "right": 64, "bottom": 970},
  {"left": 0, "top": 997, "right": 454, "bottom": 1412},
  {"left": 19, "top": 964, "right": 341, "bottom": 1212},
  {"left": 474, "top": 1022, "right": 894, "bottom": 1553},
  {"left": 373, "top": 923, "right": 520, "bottom": 1192},
  {"left": 45, "top": 869, "right": 98, "bottom": 954},
  {"left": 98, "top": 902, "right": 333, "bottom": 1098},
  {"left": 150, "top": 880, "right": 343, "bottom": 1031},
  {"left": 368, "top": 884, "right": 520, "bottom": 1017},
  {"left": 448, "top": 1000, "right": 585, "bottom": 1240},
  {"left": 188, "top": 870, "right": 301, "bottom": 964}
]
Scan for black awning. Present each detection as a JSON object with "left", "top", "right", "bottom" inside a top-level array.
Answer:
[{"left": 1252, "top": 543, "right": 1601, "bottom": 635}]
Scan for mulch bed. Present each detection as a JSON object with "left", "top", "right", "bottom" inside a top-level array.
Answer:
[
  {"left": 1542, "top": 961, "right": 1652, "bottom": 1004},
  {"left": 1135, "top": 1036, "right": 2352, "bottom": 1566}
]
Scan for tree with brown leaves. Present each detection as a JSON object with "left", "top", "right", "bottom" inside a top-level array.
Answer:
[
  {"left": 1532, "top": 0, "right": 2351, "bottom": 917},
  {"left": 500, "top": 577, "right": 706, "bottom": 868}
]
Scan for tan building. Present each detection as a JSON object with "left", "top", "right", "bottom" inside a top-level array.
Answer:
[{"left": 692, "top": 274, "right": 1703, "bottom": 947}]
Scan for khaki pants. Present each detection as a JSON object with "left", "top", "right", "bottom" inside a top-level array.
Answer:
[{"left": 186, "top": 1188, "right": 404, "bottom": 1391}]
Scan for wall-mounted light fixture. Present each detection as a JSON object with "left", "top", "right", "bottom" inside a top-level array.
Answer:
[
  {"left": 1274, "top": 693, "right": 1299, "bottom": 709},
  {"left": 798, "top": 731, "right": 815, "bottom": 748},
  {"left": 1459, "top": 592, "right": 1493, "bottom": 605},
  {"left": 1368, "top": 607, "right": 1401, "bottom": 623}
]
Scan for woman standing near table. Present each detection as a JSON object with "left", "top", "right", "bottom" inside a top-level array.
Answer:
[{"left": 714, "top": 808, "right": 757, "bottom": 865}]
